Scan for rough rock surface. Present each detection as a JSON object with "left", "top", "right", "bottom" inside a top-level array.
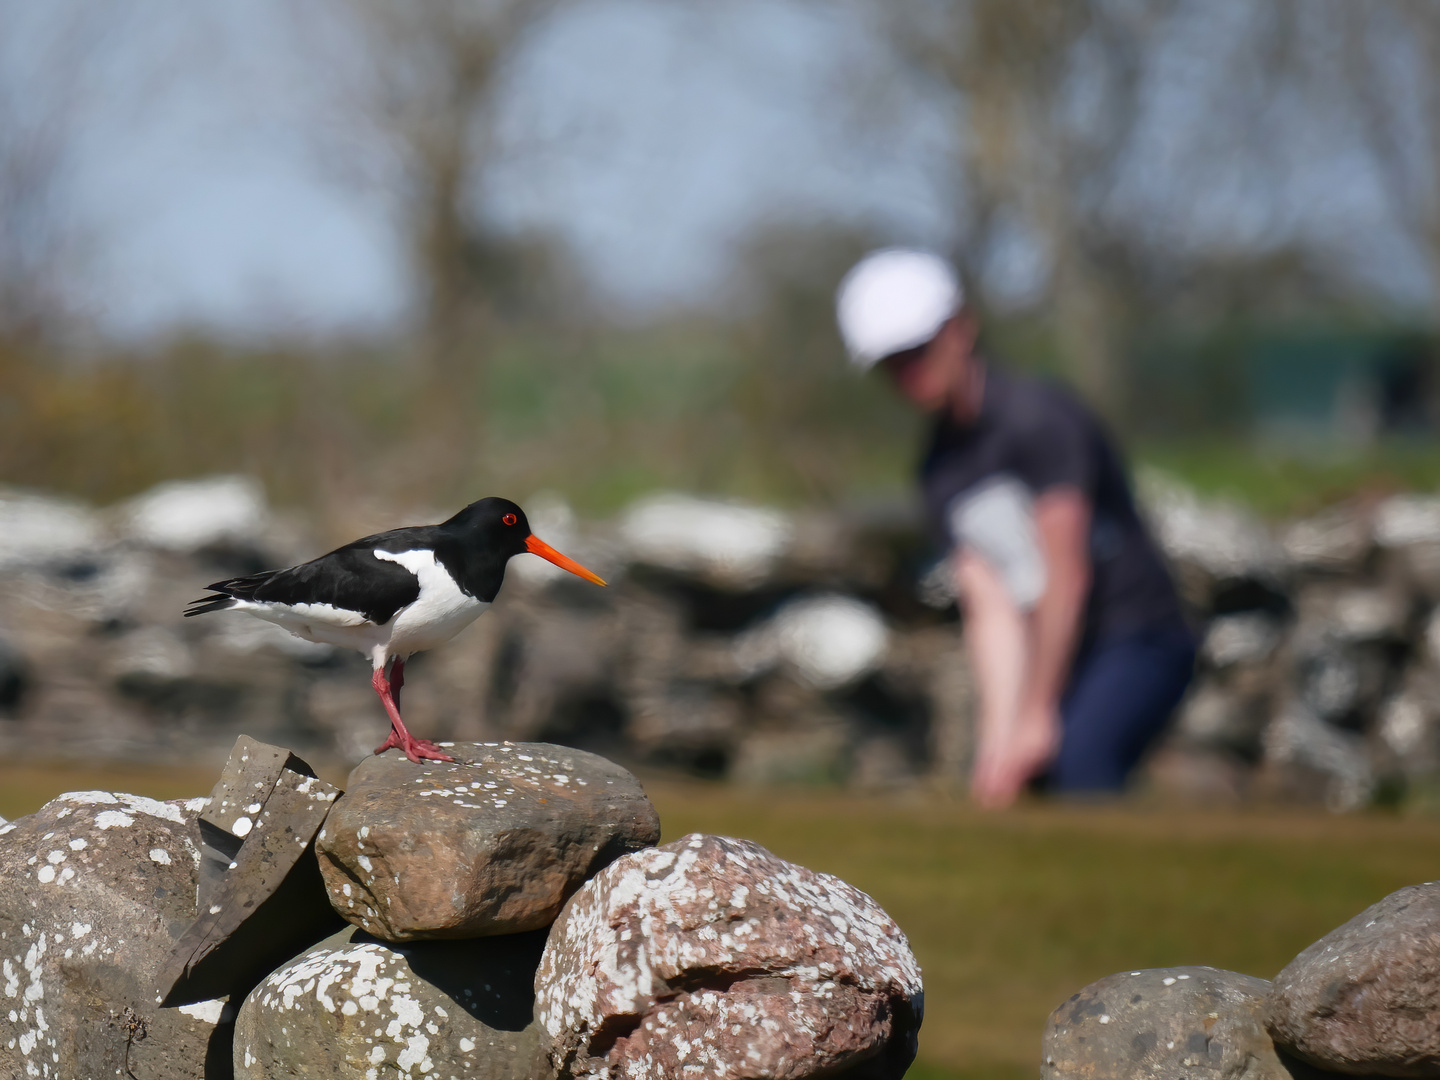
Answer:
[
  {"left": 233, "top": 925, "right": 546, "bottom": 1080},
  {"left": 1266, "top": 882, "right": 1440, "bottom": 1076},
  {"left": 160, "top": 736, "right": 344, "bottom": 1007},
  {"left": 535, "top": 832, "right": 923, "bottom": 1080},
  {"left": 316, "top": 741, "right": 660, "bottom": 941},
  {"left": 0, "top": 790, "right": 231, "bottom": 1080},
  {"left": 1042, "top": 966, "right": 1347, "bottom": 1079}
]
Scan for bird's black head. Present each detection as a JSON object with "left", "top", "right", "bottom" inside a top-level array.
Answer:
[
  {"left": 444, "top": 497, "right": 533, "bottom": 558},
  {"left": 443, "top": 497, "right": 605, "bottom": 586}
]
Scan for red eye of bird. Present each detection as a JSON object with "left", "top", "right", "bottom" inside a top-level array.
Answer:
[{"left": 502, "top": 513, "right": 517, "bottom": 526}]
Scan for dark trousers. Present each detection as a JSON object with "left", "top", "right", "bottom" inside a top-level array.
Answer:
[{"left": 1049, "top": 621, "right": 1196, "bottom": 793}]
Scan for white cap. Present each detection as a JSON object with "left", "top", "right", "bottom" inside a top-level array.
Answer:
[{"left": 835, "top": 248, "right": 963, "bottom": 369}]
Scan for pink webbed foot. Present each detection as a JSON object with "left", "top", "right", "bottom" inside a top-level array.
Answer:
[
  {"left": 374, "top": 727, "right": 455, "bottom": 764},
  {"left": 370, "top": 660, "right": 453, "bottom": 763}
]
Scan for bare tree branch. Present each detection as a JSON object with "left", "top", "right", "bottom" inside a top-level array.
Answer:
[{"left": 0, "top": 3, "right": 119, "bottom": 342}]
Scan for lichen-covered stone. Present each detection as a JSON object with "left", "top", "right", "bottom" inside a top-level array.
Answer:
[
  {"left": 0, "top": 791, "right": 231, "bottom": 1080},
  {"left": 1267, "top": 882, "right": 1440, "bottom": 1077},
  {"left": 315, "top": 741, "right": 660, "bottom": 941},
  {"left": 233, "top": 926, "right": 546, "bottom": 1079},
  {"left": 1043, "top": 967, "right": 1344, "bottom": 1080},
  {"left": 536, "top": 832, "right": 923, "bottom": 1080}
]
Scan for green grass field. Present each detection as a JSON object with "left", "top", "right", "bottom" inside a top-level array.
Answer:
[{"left": 4, "top": 767, "right": 1439, "bottom": 1078}]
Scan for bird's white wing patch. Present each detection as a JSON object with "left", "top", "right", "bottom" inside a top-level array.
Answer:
[
  {"left": 372, "top": 548, "right": 437, "bottom": 578},
  {"left": 374, "top": 548, "right": 487, "bottom": 656}
]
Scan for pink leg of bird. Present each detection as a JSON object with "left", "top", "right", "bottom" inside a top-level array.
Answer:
[
  {"left": 390, "top": 657, "right": 404, "bottom": 708},
  {"left": 372, "top": 659, "right": 453, "bottom": 763}
]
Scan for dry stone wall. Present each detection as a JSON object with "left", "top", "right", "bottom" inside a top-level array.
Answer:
[
  {"left": 6, "top": 476, "right": 1440, "bottom": 806},
  {"left": 0, "top": 735, "right": 924, "bottom": 1080}
]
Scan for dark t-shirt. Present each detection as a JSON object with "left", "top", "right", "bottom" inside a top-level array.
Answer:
[{"left": 920, "top": 365, "right": 1182, "bottom": 646}]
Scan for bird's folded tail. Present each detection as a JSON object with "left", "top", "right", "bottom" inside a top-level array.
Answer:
[{"left": 184, "top": 570, "right": 280, "bottom": 617}]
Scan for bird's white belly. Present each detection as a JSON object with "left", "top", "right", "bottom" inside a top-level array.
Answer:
[{"left": 374, "top": 548, "right": 489, "bottom": 657}]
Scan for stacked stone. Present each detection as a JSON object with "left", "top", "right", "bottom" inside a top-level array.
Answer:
[
  {"left": 15, "top": 474, "right": 1440, "bottom": 804},
  {"left": 1146, "top": 487, "right": 1440, "bottom": 811},
  {"left": 1042, "top": 880, "right": 1440, "bottom": 1078},
  {"left": 0, "top": 736, "right": 924, "bottom": 1079}
]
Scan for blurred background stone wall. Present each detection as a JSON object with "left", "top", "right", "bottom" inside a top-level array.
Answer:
[{"left": 8, "top": 474, "right": 1440, "bottom": 812}]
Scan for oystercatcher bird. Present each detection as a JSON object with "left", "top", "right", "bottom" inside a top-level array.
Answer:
[{"left": 184, "top": 497, "right": 604, "bottom": 763}]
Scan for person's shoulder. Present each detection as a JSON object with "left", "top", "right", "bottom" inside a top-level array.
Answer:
[
  {"left": 987, "top": 366, "right": 1096, "bottom": 434},
  {"left": 989, "top": 365, "right": 1083, "bottom": 409}
]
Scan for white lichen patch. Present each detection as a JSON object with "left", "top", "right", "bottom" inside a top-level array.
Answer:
[
  {"left": 242, "top": 941, "right": 486, "bottom": 1078},
  {"left": 178, "top": 999, "right": 227, "bottom": 1025},
  {"left": 59, "top": 790, "right": 188, "bottom": 825}
]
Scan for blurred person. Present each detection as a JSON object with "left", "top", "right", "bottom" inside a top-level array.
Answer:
[{"left": 835, "top": 249, "right": 1194, "bottom": 807}]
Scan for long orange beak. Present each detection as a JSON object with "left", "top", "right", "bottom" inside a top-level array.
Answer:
[{"left": 525, "top": 534, "right": 607, "bottom": 586}]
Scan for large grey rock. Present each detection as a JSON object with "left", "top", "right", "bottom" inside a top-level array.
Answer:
[
  {"left": 315, "top": 741, "right": 660, "bottom": 941},
  {"left": 0, "top": 790, "right": 231, "bottom": 1080},
  {"left": 1261, "top": 704, "right": 1374, "bottom": 812},
  {"left": 1375, "top": 671, "right": 1440, "bottom": 779},
  {"left": 1174, "top": 680, "right": 1272, "bottom": 759},
  {"left": 118, "top": 475, "right": 270, "bottom": 554},
  {"left": 1374, "top": 496, "right": 1440, "bottom": 550},
  {"left": 1202, "top": 613, "right": 1285, "bottom": 669},
  {"left": 233, "top": 926, "right": 546, "bottom": 1080},
  {"left": 618, "top": 493, "right": 793, "bottom": 588},
  {"left": 0, "top": 488, "right": 103, "bottom": 572},
  {"left": 1043, "top": 966, "right": 1338, "bottom": 1079},
  {"left": 1282, "top": 504, "right": 1373, "bottom": 573},
  {"left": 1139, "top": 475, "right": 1282, "bottom": 586},
  {"left": 1267, "top": 882, "right": 1440, "bottom": 1076},
  {"left": 1295, "top": 586, "right": 1411, "bottom": 645},
  {"left": 1374, "top": 497, "right": 1440, "bottom": 599},
  {"left": 730, "top": 593, "right": 890, "bottom": 690},
  {"left": 536, "top": 832, "right": 923, "bottom": 1080}
]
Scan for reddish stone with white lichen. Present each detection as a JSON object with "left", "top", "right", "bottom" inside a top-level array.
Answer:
[{"left": 535, "top": 832, "right": 923, "bottom": 1080}]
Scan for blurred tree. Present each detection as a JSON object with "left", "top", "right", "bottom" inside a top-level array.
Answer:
[
  {"left": 888, "top": 0, "right": 1173, "bottom": 418},
  {"left": 726, "top": 223, "right": 918, "bottom": 502},
  {"left": 0, "top": 5, "right": 115, "bottom": 344},
  {"left": 1343, "top": 3, "right": 1440, "bottom": 325},
  {"left": 290, "top": 0, "right": 575, "bottom": 470}
]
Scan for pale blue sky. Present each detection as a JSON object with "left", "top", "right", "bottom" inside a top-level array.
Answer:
[
  {"left": 61, "top": 0, "right": 956, "bottom": 339},
  {"left": 10, "top": 0, "right": 1432, "bottom": 341}
]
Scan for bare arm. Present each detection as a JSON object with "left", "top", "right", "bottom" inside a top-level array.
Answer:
[
  {"left": 955, "top": 547, "right": 1027, "bottom": 780},
  {"left": 956, "top": 486, "right": 1092, "bottom": 807}
]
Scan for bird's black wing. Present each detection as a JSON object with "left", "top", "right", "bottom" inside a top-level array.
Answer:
[{"left": 187, "top": 526, "right": 434, "bottom": 625}]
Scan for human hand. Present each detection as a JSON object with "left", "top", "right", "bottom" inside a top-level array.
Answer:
[{"left": 970, "top": 702, "right": 1061, "bottom": 809}]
